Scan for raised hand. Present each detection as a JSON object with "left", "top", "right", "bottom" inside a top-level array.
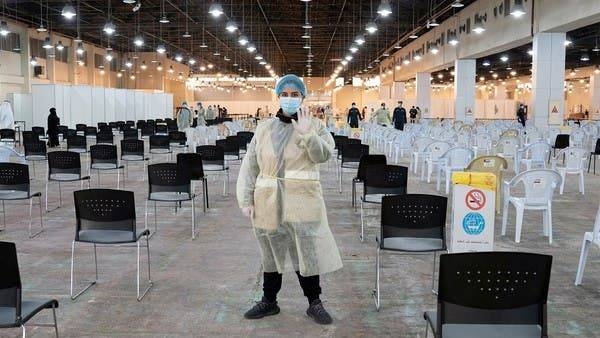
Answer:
[{"left": 292, "top": 106, "right": 312, "bottom": 135}]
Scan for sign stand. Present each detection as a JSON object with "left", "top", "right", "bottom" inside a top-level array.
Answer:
[{"left": 451, "top": 172, "right": 497, "bottom": 253}]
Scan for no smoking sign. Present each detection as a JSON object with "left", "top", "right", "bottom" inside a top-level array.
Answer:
[{"left": 465, "top": 189, "right": 486, "bottom": 211}]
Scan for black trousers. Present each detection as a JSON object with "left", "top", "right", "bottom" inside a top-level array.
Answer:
[
  {"left": 263, "top": 271, "right": 321, "bottom": 304},
  {"left": 394, "top": 123, "right": 404, "bottom": 131},
  {"left": 349, "top": 121, "right": 359, "bottom": 128},
  {"left": 47, "top": 133, "right": 59, "bottom": 147}
]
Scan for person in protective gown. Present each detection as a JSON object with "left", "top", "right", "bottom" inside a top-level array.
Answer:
[
  {"left": 237, "top": 74, "right": 342, "bottom": 325},
  {"left": 47, "top": 107, "right": 60, "bottom": 148},
  {"left": 0, "top": 101, "right": 15, "bottom": 130},
  {"left": 196, "top": 102, "right": 207, "bottom": 127},
  {"left": 177, "top": 101, "right": 192, "bottom": 131}
]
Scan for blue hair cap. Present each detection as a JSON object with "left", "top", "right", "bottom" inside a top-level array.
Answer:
[{"left": 275, "top": 74, "right": 307, "bottom": 97}]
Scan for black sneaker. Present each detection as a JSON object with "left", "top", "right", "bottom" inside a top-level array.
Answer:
[
  {"left": 244, "top": 297, "right": 280, "bottom": 319},
  {"left": 306, "top": 299, "right": 333, "bottom": 325}
]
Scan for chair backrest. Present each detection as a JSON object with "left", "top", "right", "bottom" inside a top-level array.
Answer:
[
  {"left": 441, "top": 147, "right": 474, "bottom": 169},
  {"left": 73, "top": 189, "right": 137, "bottom": 242},
  {"left": 425, "top": 141, "right": 452, "bottom": 160},
  {"left": 136, "top": 120, "right": 145, "bottom": 130},
  {"left": 475, "top": 133, "right": 492, "bottom": 149},
  {"left": 96, "top": 131, "right": 114, "bottom": 144},
  {"left": 75, "top": 124, "right": 87, "bottom": 132},
  {"left": 156, "top": 124, "right": 168, "bottom": 134},
  {"left": 413, "top": 137, "right": 434, "bottom": 153},
  {"left": 142, "top": 125, "right": 155, "bottom": 137},
  {"left": 380, "top": 194, "right": 447, "bottom": 248},
  {"left": 67, "top": 135, "right": 87, "bottom": 149},
  {"left": 123, "top": 129, "right": 138, "bottom": 140},
  {"left": 497, "top": 136, "right": 519, "bottom": 156},
  {"left": 594, "top": 138, "right": 600, "bottom": 155},
  {"left": 237, "top": 131, "right": 254, "bottom": 150},
  {"left": 108, "top": 122, "right": 117, "bottom": 130},
  {"left": 553, "top": 134, "right": 570, "bottom": 148},
  {"left": 22, "top": 131, "right": 39, "bottom": 143},
  {"left": 218, "top": 137, "right": 240, "bottom": 155},
  {"left": 356, "top": 154, "right": 387, "bottom": 180},
  {"left": 57, "top": 125, "right": 68, "bottom": 137},
  {"left": 90, "top": 145, "right": 118, "bottom": 166},
  {"left": 98, "top": 125, "right": 111, "bottom": 133},
  {"left": 525, "top": 142, "right": 551, "bottom": 162},
  {"left": 554, "top": 147, "right": 587, "bottom": 170},
  {"left": 120, "top": 139, "right": 144, "bottom": 157},
  {"left": 437, "top": 252, "right": 552, "bottom": 336},
  {"left": 333, "top": 135, "right": 349, "bottom": 149},
  {"left": 364, "top": 164, "right": 408, "bottom": 196},
  {"left": 24, "top": 140, "right": 47, "bottom": 157},
  {"left": 149, "top": 135, "right": 170, "bottom": 150},
  {"left": 0, "top": 241, "right": 22, "bottom": 321},
  {"left": 167, "top": 120, "right": 178, "bottom": 132},
  {"left": 47, "top": 151, "right": 82, "bottom": 177},
  {"left": 85, "top": 126, "right": 97, "bottom": 136},
  {"left": 341, "top": 144, "right": 369, "bottom": 164},
  {"left": 0, "top": 129, "right": 15, "bottom": 140},
  {"left": 169, "top": 131, "right": 187, "bottom": 145},
  {"left": 177, "top": 153, "right": 204, "bottom": 180},
  {"left": 0, "top": 163, "right": 31, "bottom": 193},
  {"left": 466, "top": 156, "right": 507, "bottom": 174},
  {"left": 508, "top": 169, "right": 561, "bottom": 205},
  {"left": 147, "top": 163, "right": 191, "bottom": 195},
  {"left": 31, "top": 126, "right": 45, "bottom": 137},
  {"left": 196, "top": 145, "right": 225, "bottom": 168}
]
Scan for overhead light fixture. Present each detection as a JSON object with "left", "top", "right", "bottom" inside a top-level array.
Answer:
[
  {"left": 303, "top": 43, "right": 311, "bottom": 49},
  {"left": 430, "top": 46, "right": 439, "bottom": 55},
  {"left": 156, "top": 63, "right": 163, "bottom": 71},
  {"left": 133, "top": 35, "right": 144, "bottom": 47},
  {"left": 472, "top": 24, "right": 485, "bottom": 34},
  {"left": 156, "top": 44, "right": 166, "bottom": 54},
  {"left": 76, "top": 42, "right": 85, "bottom": 55},
  {"left": 207, "top": 63, "right": 214, "bottom": 69},
  {"left": 182, "top": 31, "right": 191, "bottom": 38},
  {"left": 255, "top": 54, "right": 264, "bottom": 60},
  {"left": 414, "top": 53, "right": 422, "bottom": 61},
  {"left": 200, "top": 42, "right": 208, "bottom": 48},
  {"left": 451, "top": 0, "right": 464, "bottom": 8},
  {"left": 29, "top": 57, "right": 38, "bottom": 66},
  {"left": 394, "top": 44, "right": 402, "bottom": 49},
  {"left": 168, "top": 65, "right": 174, "bottom": 73},
  {"left": 259, "top": 61, "right": 267, "bottom": 65},
  {"left": 105, "top": 52, "right": 113, "bottom": 62},
  {"left": 365, "top": 22, "right": 378, "bottom": 34},
  {"left": 377, "top": 0, "right": 393, "bottom": 17},
  {"left": 345, "top": 55, "right": 353, "bottom": 61},
  {"left": 159, "top": 15, "right": 170, "bottom": 24},
  {"left": 246, "top": 44, "right": 256, "bottom": 53},
  {"left": 302, "top": 32, "right": 311, "bottom": 39},
  {"left": 125, "top": 59, "right": 133, "bottom": 68},
  {"left": 61, "top": 4, "right": 77, "bottom": 19},
  {"left": 354, "top": 34, "right": 365, "bottom": 45},
  {"left": 175, "top": 54, "right": 183, "bottom": 62},
  {"left": 382, "top": 51, "right": 390, "bottom": 57},
  {"left": 581, "top": 53, "right": 590, "bottom": 62},
  {"left": 427, "top": 19, "right": 439, "bottom": 27},
  {"left": 117, "top": 72, "right": 123, "bottom": 78},
  {"left": 36, "top": 22, "right": 47, "bottom": 32},
  {"left": 123, "top": 0, "right": 136, "bottom": 3},
  {"left": 500, "top": 55, "right": 509, "bottom": 62},
  {"left": 103, "top": 21, "right": 116, "bottom": 35},
  {"left": 265, "top": 64, "right": 272, "bottom": 70},
  {"left": 130, "top": 74, "right": 136, "bottom": 80},
  {"left": 238, "top": 35, "right": 249, "bottom": 46},
  {"left": 595, "top": 65, "right": 600, "bottom": 75},
  {"left": 302, "top": 21, "right": 312, "bottom": 29},
  {"left": 510, "top": 0, "right": 526, "bottom": 18},
  {"left": 349, "top": 45, "right": 358, "bottom": 53},
  {"left": 341, "top": 60, "right": 348, "bottom": 66},
  {"left": 140, "top": 61, "right": 147, "bottom": 70},
  {"left": 527, "top": 49, "right": 533, "bottom": 56},
  {"left": 449, "top": 34, "right": 459, "bottom": 46},
  {"left": 482, "top": 60, "right": 491, "bottom": 67},
  {"left": 188, "top": 58, "right": 196, "bottom": 65},
  {"left": 569, "top": 69, "right": 576, "bottom": 76},
  {"left": 403, "top": 59, "right": 410, "bottom": 65},
  {"left": 226, "top": 21, "right": 238, "bottom": 33},
  {"left": 510, "top": 70, "right": 517, "bottom": 76},
  {"left": 208, "top": 3, "right": 224, "bottom": 17},
  {"left": 42, "top": 37, "right": 53, "bottom": 49},
  {"left": 213, "top": 50, "right": 221, "bottom": 56},
  {"left": 564, "top": 38, "right": 572, "bottom": 46},
  {"left": 55, "top": 41, "right": 64, "bottom": 51},
  {"left": 200, "top": 65, "right": 207, "bottom": 72}
]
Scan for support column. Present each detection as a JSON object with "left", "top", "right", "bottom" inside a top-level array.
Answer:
[
  {"left": 454, "top": 59, "right": 476, "bottom": 123},
  {"left": 531, "top": 32, "right": 566, "bottom": 128},
  {"left": 392, "top": 81, "right": 405, "bottom": 101},
  {"left": 19, "top": 28, "right": 31, "bottom": 92},
  {"left": 416, "top": 72, "right": 431, "bottom": 118},
  {"left": 590, "top": 73, "right": 600, "bottom": 119}
]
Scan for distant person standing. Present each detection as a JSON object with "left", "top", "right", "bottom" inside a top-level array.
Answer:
[
  {"left": 0, "top": 101, "right": 14, "bottom": 130},
  {"left": 409, "top": 106, "right": 418, "bottom": 123},
  {"left": 374, "top": 103, "right": 391, "bottom": 126},
  {"left": 206, "top": 105, "right": 216, "bottom": 121},
  {"left": 47, "top": 107, "right": 60, "bottom": 148},
  {"left": 177, "top": 101, "right": 193, "bottom": 130},
  {"left": 392, "top": 101, "right": 407, "bottom": 131},
  {"left": 197, "top": 102, "right": 207, "bottom": 127},
  {"left": 517, "top": 104, "right": 526, "bottom": 127},
  {"left": 347, "top": 102, "right": 362, "bottom": 128}
]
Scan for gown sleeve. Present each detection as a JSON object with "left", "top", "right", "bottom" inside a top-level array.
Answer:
[
  {"left": 295, "top": 120, "right": 334, "bottom": 164},
  {"left": 236, "top": 126, "right": 261, "bottom": 208}
]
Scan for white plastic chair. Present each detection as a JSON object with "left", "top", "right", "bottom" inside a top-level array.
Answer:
[
  {"left": 552, "top": 147, "right": 587, "bottom": 195},
  {"left": 473, "top": 133, "right": 492, "bottom": 156},
  {"left": 421, "top": 141, "right": 451, "bottom": 183},
  {"left": 410, "top": 137, "right": 434, "bottom": 174},
  {"left": 501, "top": 169, "right": 562, "bottom": 244},
  {"left": 575, "top": 205, "right": 600, "bottom": 285},
  {"left": 436, "top": 147, "right": 475, "bottom": 194},
  {"left": 570, "top": 130, "right": 586, "bottom": 148},
  {"left": 496, "top": 136, "right": 519, "bottom": 160},
  {"left": 392, "top": 132, "right": 412, "bottom": 163},
  {"left": 517, "top": 141, "right": 551, "bottom": 173}
]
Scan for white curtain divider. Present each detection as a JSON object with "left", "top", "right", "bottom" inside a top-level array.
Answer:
[
  {"left": 70, "top": 85, "right": 92, "bottom": 126},
  {"left": 125, "top": 90, "right": 135, "bottom": 122},
  {"left": 91, "top": 87, "right": 106, "bottom": 125},
  {"left": 104, "top": 88, "right": 116, "bottom": 123},
  {"left": 114, "top": 89, "right": 127, "bottom": 122}
]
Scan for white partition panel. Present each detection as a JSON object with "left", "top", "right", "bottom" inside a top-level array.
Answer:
[
  {"left": 61, "top": 85, "right": 72, "bottom": 128},
  {"left": 70, "top": 85, "right": 92, "bottom": 125},
  {"left": 143, "top": 93, "right": 153, "bottom": 120},
  {"left": 31, "top": 84, "right": 55, "bottom": 129},
  {"left": 114, "top": 89, "right": 127, "bottom": 121},
  {"left": 105, "top": 88, "right": 116, "bottom": 123},
  {"left": 125, "top": 90, "right": 135, "bottom": 122},
  {"left": 134, "top": 91, "right": 145, "bottom": 121},
  {"left": 150, "top": 93, "right": 165, "bottom": 119},
  {"left": 91, "top": 87, "right": 106, "bottom": 125},
  {"left": 165, "top": 93, "right": 173, "bottom": 118}
]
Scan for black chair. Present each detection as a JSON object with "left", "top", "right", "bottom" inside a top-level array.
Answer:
[
  {"left": 236, "top": 131, "right": 254, "bottom": 154},
  {"left": 85, "top": 126, "right": 97, "bottom": 139},
  {"left": 360, "top": 164, "right": 408, "bottom": 241},
  {"left": 352, "top": 154, "right": 387, "bottom": 208},
  {"left": 98, "top": 124, "right": 111, "bottom": 134},
  {"left": 550, "top": 134, "right": 570, "bottom": 161},
  {"left": 31, "top": 126, "right": 46, "bottom": 140},
  {"left": 197, "top": 145, "right": 229, "bottom": 196},
  {"left": 155, "top": 119, "right": 164, "bottom": 124},
  {"left": 169, "top": 131, "right": 188, "bottom": 150},
  {"left": 57, "top": 125, "right": 69, "bottom": 142},
  {"left": 333, "top": 135, "right": 349, "bottom": 159},
  {"left": 67, "top": 135, "right": 87, "bottom": 153},
  {"left": 75, "top": 124, "right": 87, "bottom": 135},
  {"left": 22, "top": 131, "right": 39, "bottom": 144},
  {"left": 217, "top": 136, "right": 241, "bottom": 162},
  {"left": 71, "top": 189, "right": 152, "bottom": 301},
  {"left": 97, "top": 122, "right": 108, "bottom": 130},
  {"left": 374, "top": 194, "right": 447, "bottom": 311},
  {"left": 149, "top": 135, "right": 172, "bottom": 161},
  {"left": 116, "top": 121, "right": 126, "bottom": 132},
  {"left": 177, "top": 153, "right": 209, "bottom": 211},
  {"left": 155, "top": 124, "right": 168, "bottom": 136},
  {"left": 424, "top": 252, "right": 552, "bottom": 338},
  {"left": 108, "top": 122, "right": 118, "bottom": 130},
  {"left": 141, "top": 124, "right": 155, "bottom": 138},
  {"left": 588, "top": 138, "right": 600, "bottom": 174},
  {"left": 146, "top": 163, "right": 198, "bottom": 239},
  {"left": 46, "top": 151, "right": 90, "bottom": 211},
  {"left": 136, "top": 120, "right": 145, "bottom": 130},
  {"left": 0, "top": 241, "right": 59, "bottom": 336},
  {"left": 167, "top": 120, "right": 178, "bottom": 132},
  {"left": 96, "top": 130, "right": 114, "bottom": 145},
  {"left": 0, "top": 129, "right": 16, "bottom": 144},
  {"left": 123, "top": 128, "right": 139, "bottom": 140},
  {"left": 120, "top": 139, "right": 149, "bottom": 179},
  {"left": 0, "top": 163, "right": 43, "bottom": 238},
  {"left": 338, "top": 143, "right": 369, "bottom": 193},
  {"left": 24, "top": 140, "right": 47, "bottom": 177},
  {"left": 125, "top": 120, "right": 135, "bottom": 129},
  {"left": 89, "top": 145, "right": 125, "bottom": 188}
]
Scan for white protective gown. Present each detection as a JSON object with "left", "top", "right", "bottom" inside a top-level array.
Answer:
[
  {"left": 237, "top": 117, "right": 343, "bottom": 277},
  {"left": 0, "top": 101, "right": 15, "bottom": 130}
]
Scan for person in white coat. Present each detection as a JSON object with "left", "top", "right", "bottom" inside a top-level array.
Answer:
[
  {"left": 177, "top": 101, "right": 193, "bottom": 131},
  {"left": 0, "top": 101, "right": 15, "bottom": 130}
]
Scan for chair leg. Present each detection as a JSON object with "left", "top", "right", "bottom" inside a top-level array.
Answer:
[
  {"left": 501, "top": 200, "right": 509, "bottom": 236},
  {"left": 204, "top": 178, "right": 209, "bottom": 210},
  {"left": 28, "top": 197, "right": 43, "bottom": 238},
  {"left": 372, "top": 246, "right": 381, "bottom": 311},
  {"left": 514, "top": 206, "right": 524, "bottom": 243},
  {"left": 191, "top": 198, "right": 196, "bottom": 240},
  {"left": 431, "top": 252, "right": 438, "bottom": 295},
  {"left": 352, "top": 180, "right": 356, "bottom": 208},
  {"left": 58, "top": 182, "right": 62, "bottom": 207},
  {"left": 45, "top": 181, "right": 49, "bottom": 212},
  {"left": 547, "top": 206, "right": 553, "bottom": 244},
  {"left": 136, "top": 238, "right": 153, "bottom": 301},
  {"left": 339, "top": 168, "right": 343, "bottom": 194},
  {"left": 360, "top": 200, "right": 365, "bottom": 242},
  {"left": 21, "top": 325, "right": 26, "bottom": 338},
  {"left": 589, "top": 154, "right": 592, "bottom": 173},
  {"left": 579, "top": 171, "right": 585, "bottom": 195},
  {"left": 52, "top": 304, "right": 59, "bottom": 337},
  {"left": 575, "top": 238, "right": 591, "bottom": 285},
  {"left": 70, "top": 241, "right": 98, "bottom": 300}
]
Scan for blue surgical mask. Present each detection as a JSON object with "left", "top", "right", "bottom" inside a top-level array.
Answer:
[{"left": 280, "top": 97, "right": 302, "bottom": 114}]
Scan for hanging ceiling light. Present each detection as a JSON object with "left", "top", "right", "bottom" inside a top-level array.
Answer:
[
  {"left": 430, "top": 45, "right": 439, "bottom": 54},
  {"left": 123, "top": 0, "right": 136, "bottom": 3},
  {"left": 365, "top": 21, "right": 378, "bottom": 34},
  {"left": 125, "top": 59, "right": 133, "bottom": 68},
  {"left": 302, "top": 31, "right": 311, "bottom": 39},
  {"left": 451, "top": 0, "right": 464, "bottom": 7},
  {"left": 140, "top": 61, "right": 147, "bottom": 70},
  {"left": 30, "top": 57, "right": 38, "bottom": 66},
  {"left": 246, "top": 43, "right": 256, "bottom": 53},
  {"left": 159, "top": 15, "right": 170, "bottom": 24},
  {"left": 482, "top": 60, "right": 491, "bottom": 67},
  {"left": 427, "top": 18, "right": 439, "bottom": 27},
  {"left": 42, "top": 37, "right": 53, "bottom": 49},
  {"left": 500, "top": 55, "right": 509, "bottom": 62},
  {"left": 354, "top": 34, "right": 365, "bottom": 45},
  {"left": 595, "top": 65, "right": 600, "bottom": 75},
  {"left": 117, "top": 72, "right": 123, "bottom": 78},
  {"left": 168, "top": 65, "right": 174, "bottom": 73},
  {"left": 156, "top": 44, "right": 166, "bottom": 54},
  {"left": 76, "top": 42, "right": 84, "bottom": 55},
  {"left": 200, "top": 41, "right": 208, "bottom": 48},
  {"left": 175, "top": 54, "right": 183, "bottom": 62},
  {"left": 255, "top": 54, "right": 264, "bottom": 60},
  {"left": 61, "top": 3, "right": 77, "bottom": 19},
  {"left": 213, "top": 50, "right": 221, "bottom": 56},
  {"left": 105, "top": 52, "right": 113, "bottom": 62},
  {"left": 133, "top": 35, "right": 144, "bottom": 47},
  {"left": 349, "top": 45, "right": 358, "bottom": 53},
  {"left": 394, "top": 44, "right": 402, "bottom": 49},
  {"left": 581, "top": 52, "right": 590, "bottom": 62},
  {"left": 226, "top": 21, "right": 238, "bottom": 33},
  {"left": 36, "top": 24, "right": 47, "bottom": 32},
  {"left": 510, "top": 0, "right": 526, "bottom": 18},
  {"left": 55, "top": 41, "right": 65, "bottom": 51},
  {"left": 0, "top": 21, "right": 10, "bottom": 36},
  {"left": 182, "top": 31, "right": 191, "bottom": 38},
  {"left": 448, "top": 34, "right": 459, "bottom": 46},
  {"left": 377, "top": 0, "right": 392, "bottom": 17},
  {"left": 103, "top": 21, "right": 116, "bottom": 35},
  {"left": 344, "top": 55, "right": 353, "bottom": 61},
  {"left": 208, "top": 3, "right": 224, "bottom": 17},
  {"left": 564, "top": 38, "right": 572, "bottom": 46},
  {"left": 593, "top": 44, "right": 600, "bottom": 52},
  {"left": 472, "top": 21, "right": 485, "bottom": 34},
  {"left": 156, "top": 63, "right": 163, "bottom": 71},
  {"left": 238, "top": 35, "right": 249, "bottom": 46}
]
